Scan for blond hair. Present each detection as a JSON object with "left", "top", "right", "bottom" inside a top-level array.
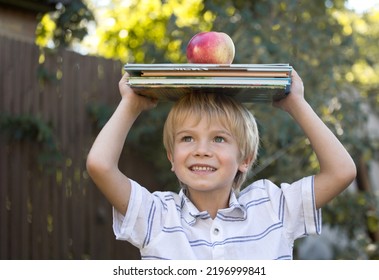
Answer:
[{"left": 163, "top": 92, "right": 259, "bottom": 192}]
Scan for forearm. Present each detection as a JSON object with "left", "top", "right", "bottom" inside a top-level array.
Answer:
[
  {"left": 87, "top": 98, "right": 140, "bottom": 173},
  {"left": 287, "top": 99, "right": 356, "bottom": 208},
  {"left": 86, "top": 73, "right": 157, "bottom": 215},
  {"left": 287, "top": 100, "right": 347, "bottom": 170},
  {"left": 86, "top": 98, "right": 142, "bottom": 214}
]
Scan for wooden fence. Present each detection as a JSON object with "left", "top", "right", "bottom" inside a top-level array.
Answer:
[{"left": 0, "top": 36, "right": 159, "bottom": 259}]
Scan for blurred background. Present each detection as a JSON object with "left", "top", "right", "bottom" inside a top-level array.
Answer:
[{"left": 0, "top": 0, "right": 378, "bottom": 260}]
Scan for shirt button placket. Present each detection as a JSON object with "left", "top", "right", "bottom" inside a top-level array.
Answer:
[{"left": 211, "top": 222, "right": 224, "bottom": 259}]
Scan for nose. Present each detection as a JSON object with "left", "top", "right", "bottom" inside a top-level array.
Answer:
[{"left": 193, "top": 140, "right": 212, "bottom": 157}]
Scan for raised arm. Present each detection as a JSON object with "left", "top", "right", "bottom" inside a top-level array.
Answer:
[
  {"left": 274, "top": 69, "right": 356, "bottom": 209},
  {"left": 86, "top": 73, "right": 157, "bottom": 215}
]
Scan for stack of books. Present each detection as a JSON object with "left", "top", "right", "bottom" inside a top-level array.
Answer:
[{"left": 123, "top": 63, "right": 292, "bottom": 102}]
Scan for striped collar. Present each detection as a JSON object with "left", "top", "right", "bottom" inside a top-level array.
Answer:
[{"left": 179, "top": 189, "right": 247, "bottom": 226}]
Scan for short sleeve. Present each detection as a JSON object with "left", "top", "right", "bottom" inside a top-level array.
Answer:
[
  {"left": 280, "top": 176, "right": 322, "bottom": 240},
  {"left": 112, "top": 179, "right": 162, "bottom": 249}
]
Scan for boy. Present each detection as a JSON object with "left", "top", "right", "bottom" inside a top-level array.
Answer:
[{"left": 86, "top": 69, "right": 356, "bottom": 259}]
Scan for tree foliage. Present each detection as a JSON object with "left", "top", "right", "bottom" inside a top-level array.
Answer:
[
  {"left": 36, "top": 0, "right": 95, "bottom": 48},
  {"left": 92, "top": 0, "right": 213, "bottom": 63}
]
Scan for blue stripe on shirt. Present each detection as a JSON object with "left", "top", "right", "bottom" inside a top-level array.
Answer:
[
  {"left": 189, "top": 222, "right": 283, "bottom": 248},
  {"left": 143, "top": 201, "right": 156, "bottom": 247}
]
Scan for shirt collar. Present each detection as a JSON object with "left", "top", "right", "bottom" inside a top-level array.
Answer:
[{"left": 179, "top": 189, "right": 247, "bottom": 226}]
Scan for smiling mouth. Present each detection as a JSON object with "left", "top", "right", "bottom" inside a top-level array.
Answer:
[{"left": 190, "top": 165, "right": 216, "bottom": 172}]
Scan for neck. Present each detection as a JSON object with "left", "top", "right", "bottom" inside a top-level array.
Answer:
[{"left": 186, "top": 188, "right": 231, "bottom": 219}]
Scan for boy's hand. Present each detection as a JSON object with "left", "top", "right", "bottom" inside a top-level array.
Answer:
[
  {"left": 273, "top": 69, "right": 305, "bottom": 113},
  {"left": 119, "top": 72, "right": 158, "bottom": 113}
]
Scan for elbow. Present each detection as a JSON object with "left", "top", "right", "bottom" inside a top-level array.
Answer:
[
  {"left": 346, "top": 158, "right": 357, "bottom": 185},
  {"left": 350, "top": 163, "right": 357, "bottom": 183},
  {"left": 348, "top": 166, "right": 357, "bottom": 187},
  {"left": 86, "top": 152, "right": 112, "bottom": 181},
  {"left": 337, "top": 159, "right": 357, "bottom": 190},
  {"left": 315, "top": 159, "right": 357, "bottom": 209},
  {"left": 86, "top": 153, "right": 99, "bottom": 180},
  {"left": 86, "top": 153, "right": 96, "bottom": 178}
]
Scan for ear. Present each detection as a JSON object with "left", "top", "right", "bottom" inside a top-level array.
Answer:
[
  {"left": 167, "top": 152, "right": 175, "bottom": 171},
  {"left": 238, "top": 156, "right": 253, "bottom": 173}
]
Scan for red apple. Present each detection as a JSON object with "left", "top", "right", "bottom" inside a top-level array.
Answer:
[{"left": 186, "top": 31, "right": 235, "bottom": 64}]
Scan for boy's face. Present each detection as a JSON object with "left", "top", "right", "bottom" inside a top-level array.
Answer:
[{"left": 167, "top": 115, "right": 249, "bottom": 197}]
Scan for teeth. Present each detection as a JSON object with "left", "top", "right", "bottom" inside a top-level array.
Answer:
[{"left": 191, "top": 166, "right": 215, "bottom": 171}]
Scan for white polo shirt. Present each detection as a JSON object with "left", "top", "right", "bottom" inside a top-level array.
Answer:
[{"left": 113, "top": 176, "right": 321, "bottom": 260}]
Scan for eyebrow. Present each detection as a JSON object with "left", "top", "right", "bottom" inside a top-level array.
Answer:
[{"left": 175, "top": 129, "right": 233, "bottom": 137}]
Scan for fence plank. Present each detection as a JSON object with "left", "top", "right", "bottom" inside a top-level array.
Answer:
[{"left": 0, "top": 143, "right": 10, "bottom": 259}]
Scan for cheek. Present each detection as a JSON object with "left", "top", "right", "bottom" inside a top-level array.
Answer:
[
  {"left": 172, "top": 152, "right": 185, "bottom": 165},
  {"left": 169, "top": 148, "right": 185, "bottom": 171}
]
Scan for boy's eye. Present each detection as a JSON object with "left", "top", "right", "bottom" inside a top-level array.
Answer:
[
  {"left": 214, "top": 136, "right": 225, "bottom": 143},
  {"left": 182, "top": 136, "right": 193, "bottom": 142}
]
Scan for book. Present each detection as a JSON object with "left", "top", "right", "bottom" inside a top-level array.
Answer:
[
  {"left": 139, "top": 71, "right": 289, "bottom": 78},
  {"left": 128, "top": 77, "right": 290, "bottom": 86},
  {"left": 123, "top": 63, "right": 292, "bottom": 102},
  {"left": 125, "top": 63, "right": 292, "bottom": 76}
]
